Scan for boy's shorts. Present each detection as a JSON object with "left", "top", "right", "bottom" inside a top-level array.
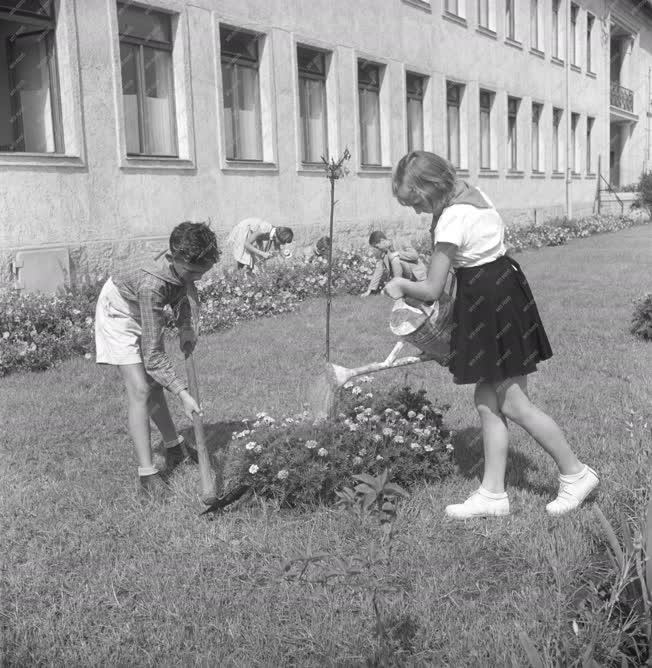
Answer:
[{"left": 95, "top": 278, "right": 143, "bottom": 365}]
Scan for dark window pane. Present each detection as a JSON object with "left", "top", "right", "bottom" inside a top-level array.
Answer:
[
  {"left": 220, "top": 25, "right": 259, "bottom": 62},
  {"left": 358, "top": 60, "right": 379, "bottom": 89},
  {"left": 120, "top": 41, "right": 140, "bottom": 154},
  {"left": 117, "top": 3, "right": 172, "bottom": 43},
  {"left": 0, "top": 0, "right": 53, "bottom": 18},
  {"left": 406, "top": 73, "right": 424, "bottom": 98},
  {"left": 297, "top": 46, "right": 325, "bottom": 76},
  {"left": 447, "top": 82, "right": 459, "bottom": 104},
  {"left": 480, "top": 91, "right": 491, "bottom": 110}
]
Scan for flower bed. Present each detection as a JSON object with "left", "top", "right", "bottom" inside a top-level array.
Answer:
[
  {"left": 0, "top": 212, "right": 649, "bottom": 376},
  {"left": 220, "top": 380, "right": 455, "bottom": 508}
]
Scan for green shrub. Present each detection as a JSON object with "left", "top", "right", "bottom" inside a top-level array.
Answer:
[
  {"left": 634, "top": 171, "right": 652, "bottom": 218},
  {"left": 631, "top": 294, "right": 652, "bottom": 341},
  {"left": 222, "top": 380, "right": 455, "bottom": 508}
]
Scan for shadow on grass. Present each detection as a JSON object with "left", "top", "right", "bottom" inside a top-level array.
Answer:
[{"left": 451, "top": 426, "right": 556, "bottom": 497}]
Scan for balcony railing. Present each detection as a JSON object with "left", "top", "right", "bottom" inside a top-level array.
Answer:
[{"left": 610, "top": 82, "right": 634, "bottom": 113}]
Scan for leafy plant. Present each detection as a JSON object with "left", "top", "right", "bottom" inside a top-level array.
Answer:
[
  {"left": 631, "top": 294, "right": 652, "bottom": 341},
  {"left": 634, "top": 171, "right": 652, "bottom": 218},
  {"left": 222, "top": 380, "right": 454, "bottom": 508}
]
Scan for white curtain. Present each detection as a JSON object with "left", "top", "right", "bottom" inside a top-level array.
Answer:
[
  {"left": 359, "top": 88, "right": 381, "bottom": 165},
  {"left": 13, "top": 34, "right": 55, "bottom": 153},
  {"left": 447, "top": 104, "right": 460, "bottom": 167},
  {"left": 407, "top": 98, "right": 423, "bottom": 152},
  {"left": 236, "top": 65, "right": 262, "bottom": 160},
  {"left": 143, "top": 47, "right": 175, "bottom": 156},
  {"left": 300, "top": 77, "right": 326, "bottom": 162},
  {"left": 480, "top": 109, "right": 491, "bottom": 169}
]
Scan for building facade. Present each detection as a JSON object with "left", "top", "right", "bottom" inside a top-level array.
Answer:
[{"left": 0, "top": 0, "right": 651, "bottom": 289}]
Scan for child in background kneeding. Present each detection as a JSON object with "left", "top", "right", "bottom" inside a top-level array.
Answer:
[{"left": 361, "top": 231, "right": 427, "bottom": 297}]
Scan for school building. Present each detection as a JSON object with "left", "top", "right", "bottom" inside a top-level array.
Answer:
[{"left": 1, "top": 0, "right": 651, "bottom": 290}]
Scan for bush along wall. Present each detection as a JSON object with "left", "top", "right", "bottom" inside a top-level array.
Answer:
[{"left": 0, "top": 212, "right": 649, "bottom": 376}]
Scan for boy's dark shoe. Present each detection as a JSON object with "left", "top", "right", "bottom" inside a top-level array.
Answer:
[
  {"left": 165, "top": 441, "right": 198, "bottom": 469},
  {"left": 139, "top": 472, "right": 171, "bottom": 501}
]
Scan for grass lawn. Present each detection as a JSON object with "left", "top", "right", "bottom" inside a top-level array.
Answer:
[{"left": 2, "top": 225, "right": 651, "bottom": 666}]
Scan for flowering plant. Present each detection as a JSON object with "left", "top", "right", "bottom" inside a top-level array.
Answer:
[{"left": 221, "top": 379, "right": 455, "bottom": 508}]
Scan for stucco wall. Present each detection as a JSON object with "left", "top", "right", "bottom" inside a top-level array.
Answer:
[{"left": 1, "top": 0, "right": 649, "bottom": 288}]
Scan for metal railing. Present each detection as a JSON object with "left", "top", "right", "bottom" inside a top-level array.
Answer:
[{"left": 610, "top": 81, "right": 634, "bottom": 113}]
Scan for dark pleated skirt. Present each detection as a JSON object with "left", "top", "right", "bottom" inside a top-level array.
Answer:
[{"left": 448, "top": 255, "right": 553, "bottom": 385}]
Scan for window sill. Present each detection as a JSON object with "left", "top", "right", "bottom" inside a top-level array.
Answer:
[
  {"left": 531, "top": 172, "right": 546, "bottom": 178},
  {"left": 121, "top": 156, "right": 196, "bottom": 171},
  {"left": 297, "top": 163, "right": 328, "bottom": 175},
  {"left": 506, "top": 171, "right": 525, "bottom": 178},
  {"left": 442, "top": 11, "right": 467, "bottom": 28},
  {"left": 358, "top": 165, "right": 393, "bottom": 175},
  {"left": 551, "top": 56, "right": 564, "bottom": 67},
  {"left": 572, "top": 172, "right": 582, "bottom": 179},
  {"left": 222, "top": 160, "right": 279, "bottom": 173},
  {"left": 401, "top": 0, "right": 432, "bottom": 12},
  {"left": 529, "top": 47, "right": 545, "bottom": 59},
  {"left": 551, "top": 172, "right": 565, "bottom": 179},
  {"left": 479, "top": 170, "right": 499, "bottom": 177},
  {"left": 505, "top": 37, "right": 523, "bottom": 50},
  {"left": 585, "top": 173, "right": 597, "bottom": 179},
  {"left": 455, "top": 168, "right": 470, "bottom": 177},
  {"left": 587, "top": 71, "right": 597, "bottom": 79},
  {"left": 0, "top": 153, "right": 85, "bottom": 169},
  {"left": 476, "top": 26, "right": 497, "bottom": 40},
  {"left": 571, "top": 64, "right": 581, "bottom": 73}
]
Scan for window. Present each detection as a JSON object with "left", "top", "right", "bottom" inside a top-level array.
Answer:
[
  {"left": 447, "top": 82, "right": 461, "bottom": 167},
  {"left": 531, "top": 102, "right": 543, "bottom": 172},
  {"left": 587, "top": 14, "right": 594, "bottom": 72},
  {"left": 220, "top": 25, "right": 263, "bottom": 161},
  {"left": 586, "top": 116, "right": 594, "bottom": 173},
  {"left": 406, "top": 73, "right": 425, "bottom": 152},
  {"left": 445, "top": 0, "right": 460, "bottom": 14},
  {"left": 479, "top": 90, "right": 492, "bottom": 170},
  {"left": 571, "top": 112, "right": 579, "bottom": 172},
  {"left": 507, "top": 96, "right": 519, "bottom": 170},
  {"left": 552, "top": 107, "right": 563, "bottom": 172},
  {"left": 0, "top": 0, "right": 63, "bottom": 153},
  {"left": 358, "top": 59, "right": 382, "bottom": 166},
  {"left": 297, "top": 46, "right": 328, "bottom": 164},
  {"left": 570, "top": 4, "right": 578, "bottom": 65},
  {"left": 506, "top": 0, "right": 515, "bottom": 40},
  {"left": 552, "top": 0, "right": 561, "bottom": 59},
  {"left": 478, "top": 0, "right": 489, "bottom": 28},
  {"left": 530, "top": 0, "right": 538, "bottom": 49},
  {"left": 118, "top": 3, "right": 177, "bottom": 157}
]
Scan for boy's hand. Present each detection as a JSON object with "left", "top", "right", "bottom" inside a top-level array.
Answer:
[
  {"left": 383, "top": 278, "right": 404, "bottom": 300},
  {"left": 179, "top": 327, "right": 197, "bottom": 353},
  {"left": 179, "top": 390, "right": 202, "bottom": 420}
]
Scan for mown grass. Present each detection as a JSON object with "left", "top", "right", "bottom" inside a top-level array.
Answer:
[{"left": 1, "top": 226, "right": 651, "bottom": 666}]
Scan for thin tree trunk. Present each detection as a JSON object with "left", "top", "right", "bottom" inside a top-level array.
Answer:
[{"left": 325, "top": 177, "right": 335, "bottom": 361}]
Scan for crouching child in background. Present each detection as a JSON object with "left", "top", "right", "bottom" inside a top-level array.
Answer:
[
  {"left": 361, "top": 230, "right": 427, "bottom": 297},
  {"left": 94, "top": 222, "right": 220, "bottom": 497}
]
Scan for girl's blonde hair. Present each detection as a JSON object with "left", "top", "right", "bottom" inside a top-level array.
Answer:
[{"left": 392, "top": 151, "right": 457, "bottom": 208}]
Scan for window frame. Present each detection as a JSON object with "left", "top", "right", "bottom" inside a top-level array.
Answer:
[
  {"left": 406, "top": 71, "right": 425, "bottom": 152},
  {"left": 296, "top": 45, "right": 329, "bottom": 165},
  {"left": 479, "top": 89, "right": 493, "bottom": 171},
  {"left": 506, "top": 0, "right": 515, "bottom": 41},
  {"left": 118, "top": 6, "right": 179, "bottom": 158},
  {"left": 586, "top": 13, "right": 594, "bottom": 73},
  {"left": 586, "top": 115, "right": 594, "bottom": 174},
  {"left": 552, "top": 107, "right": 563, "bottom": 173},
  {"left": 357, "top": 57, "right": 384, "bottom": 168},
  {"left": 220, "top": 24, "right": 265, "bottom": 163},
  {"left": 0, "top": 7, "right": 65, "bottom": 155},
  {"left": 552, "top": 0, "right": 561, "bottom": 60},
  {"left": 507, "top": 96, "right": 519, "bottom": 171},
  {"left": 570, "top": 3, "right": 578, "bottom": 66},
  {"left": 446, "top": 81, "right": 462, "bottom": 168},
  {"left": 571, "top": 112, "right": 580, "bottom": 174},
  {"left": 531, "top": 102, "right": 543, "bottom": 173}
]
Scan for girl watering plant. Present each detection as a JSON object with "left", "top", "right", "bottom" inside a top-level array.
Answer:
[{"left": 384, "top": 151, "right": 599, "bottom": 520}]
